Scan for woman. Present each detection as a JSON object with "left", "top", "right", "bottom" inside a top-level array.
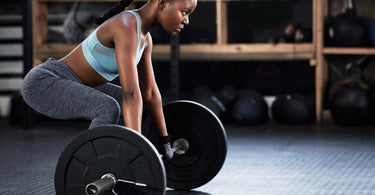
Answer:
[{"left": 21, "top": 0, "right": 197, "bottom": 159}]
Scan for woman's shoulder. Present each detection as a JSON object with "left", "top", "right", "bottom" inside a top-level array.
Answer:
[
  {"left": 111, "top": 11, "right": 138, "bottom": 29},
  {"left": 95, "top": 11, "right": 139, "bottom": 46},
  {"left": 99, "top": 11, "right": 137, "bottom": 37}
]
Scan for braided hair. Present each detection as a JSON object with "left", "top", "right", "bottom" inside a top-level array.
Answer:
[{"left": 95, "top": 0, "right": 134, "bottom": 25}]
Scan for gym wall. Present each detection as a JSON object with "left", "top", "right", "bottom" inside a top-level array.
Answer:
[{"left": 0, "top": 0, "right": 24, "bottom": 117}]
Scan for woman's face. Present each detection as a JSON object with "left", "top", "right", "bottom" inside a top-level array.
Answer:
[{"left": 159, "top": 0, "right": 197, "bottom": 34}]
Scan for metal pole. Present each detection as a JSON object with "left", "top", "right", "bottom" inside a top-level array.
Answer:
[
  {"left": 170, "top": 34, "right": 180, "bottom": 100},
  {"left": 23, "top": 0, "right": 33, "bottom": 129}
]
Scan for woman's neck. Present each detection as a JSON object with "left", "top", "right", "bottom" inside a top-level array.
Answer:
[{"left": 136, "top": 1, "right": 160, "bottom": 34}]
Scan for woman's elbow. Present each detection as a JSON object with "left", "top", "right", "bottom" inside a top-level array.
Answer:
[
  {"left": 144, "top": 90, "right": 161, "bottom": 105},
  {"left": 122, "top": 90, "right": 143, "bottom": 103}
]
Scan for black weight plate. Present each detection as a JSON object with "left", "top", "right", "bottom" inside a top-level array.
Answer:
[
  {"left": 55, "top": 125, "right": 166, "bottom": 195},
  {"left": 142, "top": 100, "right": 227, "bottom": 190}
]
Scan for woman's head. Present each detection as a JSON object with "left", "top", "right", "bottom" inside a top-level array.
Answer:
[
  {"left": 157, "top": 0, "right": 197, "bottom": 34},
  {"left": 95, "top": 0, "right": 197, "bottom": 34}
]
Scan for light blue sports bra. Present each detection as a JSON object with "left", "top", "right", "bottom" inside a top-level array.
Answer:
[{"left": 81, "top": 10, "right": 146, "bottom": 81}]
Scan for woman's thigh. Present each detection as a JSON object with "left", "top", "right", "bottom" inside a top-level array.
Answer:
[{"left": 22, "top": 69, "right": 120, "bottom": 121}]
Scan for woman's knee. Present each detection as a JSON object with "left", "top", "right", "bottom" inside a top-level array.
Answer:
[
  {"left": 89, "top": 98, "right": 121, "bottom": 129},
  {"left": 98, "top": 97, "right": 121, "bottom": 122}
]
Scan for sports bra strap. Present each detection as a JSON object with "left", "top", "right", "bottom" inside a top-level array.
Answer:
[{"left": 127, "top": 10, "right": 142, "bottom": 51}]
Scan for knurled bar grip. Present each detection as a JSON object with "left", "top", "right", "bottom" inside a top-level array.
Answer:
[{"left": 85, "top": 173, "right": 116, "bottom": 195}]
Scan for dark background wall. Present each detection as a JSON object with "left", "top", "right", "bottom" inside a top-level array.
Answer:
[
  {"left": 39, "top": 0, "right": 317, "bottom": 97},
  {"left": 150, "top": 0, "right": 315, "bottom": 97},
  {"left": 7, "top": 0, "right": 375, "bottom": 98}
]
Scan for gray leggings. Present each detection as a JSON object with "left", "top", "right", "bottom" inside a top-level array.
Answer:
[{"left": 21, "top": 58, "right": 124, "bottom": 129}]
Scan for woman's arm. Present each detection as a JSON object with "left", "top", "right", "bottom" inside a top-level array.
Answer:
[
  {"left": 138, "top": 33, "right": 168, "bottom": 136},
  {"left": 112, "top": 14, "right": 143, "bottom": 133}
]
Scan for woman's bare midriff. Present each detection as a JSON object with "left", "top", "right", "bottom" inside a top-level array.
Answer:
[{"left": 59, "top": 44, "right": 110, "bottom": 87}]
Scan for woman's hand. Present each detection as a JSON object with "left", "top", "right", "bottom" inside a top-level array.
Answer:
[{"left": 157, "top": 135, "right": 174, "bottom": 160}]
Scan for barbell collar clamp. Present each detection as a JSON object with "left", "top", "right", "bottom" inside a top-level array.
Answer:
[{"left": 172, "top": 138, "right": 190, "bottom": 155}]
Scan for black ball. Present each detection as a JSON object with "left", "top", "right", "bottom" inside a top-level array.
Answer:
[
  {"left": 363, "top": 58, "right": 375, "bottom": 89},
  {"left": 231, "top": 90, "right": 269, "bottom": 125},
  {"left": 191, "top": 86, "right": 225, "bottom": 119},
  {"left": 216, "top": 84, "right": 237, "bottom": 109},
  {"left": 330, "top": 81, "right": 374, "bottom": 126},
  {"left": 370, "top": 20, "right": 375, "bottom": 46},
  {"left": 327, "top": 13, "right": 368, "bottom": 47},
  {"left": 271, "top": 94, "right": 314, "bottom": 125}
]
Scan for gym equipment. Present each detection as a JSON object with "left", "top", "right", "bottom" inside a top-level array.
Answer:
[
  {"left": 270, "top": 24, "right": 312, "bottom": 44},
  {"left": 215, "top": 84, "right": 237, "bottom": 120},
  {"left": 215, "top": 84, "right": 237, "bottom": 109},
  {"left": 325, "top": 0, "right": 368, "bottom": 47},
  {"left": 370, "top": 20, "right": 375, "bottom": 46},
  {"left": 54, "top": 125, "right": 166, "bottom": 195},
  {"left": 329, "top": 79, "right": 374, "bottom": 126},
  {"left": 283, "top": 24, "right": 295, "bottom": 43},
  {"left": 190, "top": 86, "right": 226, "bottom": 119},
  {"left": 85, "top": 139, "right": 189, "bottom": 195},
  {"left": 294, "top": 25, "right": 312, "bottom": 43},
  {"left": 328, "top": 77, "right": 360, "bottom": 101},
  {"left": 271, "top": 93, "right": 314, "bottom": 125},
  {"left": 55, "top": 100, "right": 227, "bottom": 195},
  {"left": 326, "top": 13, "right": 368, "bottom": 47},
  {"left": 363, "top": 58, "right": 375, "bottom": 89},
  {"left": 142, "top": 100, "right": 227, "bottom": 190},
  {"left": 327, "top": 55, "right": 369, "bottom": 87},
  {"left": 231, "top": 89, "right": 269, "bottom": 125}
]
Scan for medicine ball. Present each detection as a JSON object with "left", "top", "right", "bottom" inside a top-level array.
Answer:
[
  {"left": 330, "top": 80, "right": 374, "bottom": 126},
  {"left": 326, "top": 12, "right": 368, "bottom": 47},
  {"left": 271, "top": 93, "right": 314, "bottom": 125},
  {"left": 215, "top": 84, "right": 237, "bottom": 121},
  {"left": 362, "top": 58, "right": 375, "bottom": 89},
  {"left": 231, "top": 90, "right": 269, "bottom": 126},
  {"left": 191, "top": 86, "right": 225, "bottom": 119},
  {"left": 328, "top": 77, "right": 362, "bottom": 102},
  {"left": 215, "top": 84, "right": 237, "bottom": 109},
  {"left": 370, "top": 20, "right": 375, "bottom": 46}
]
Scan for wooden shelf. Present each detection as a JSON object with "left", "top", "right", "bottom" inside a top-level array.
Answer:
[
  {"left": 33, "top": 0, "right": 322, "bottom": 120},
  {"left": 36, "top": 43, "right": 314, "bottom": 61},
  {"left": 35, "top": 0, "right": 219, "bottom": 2},
  {"left": 323, "top": 47, "right": 375, "bottom": 55},
  {"left": 35, "top": 0, "right": 227, "bottom": 2},
  {"left": 315, "top": 0, "right": 375, "bottom": 122},
  {"left": 34, "top": 0, "right": 314, "bottom": 61}
]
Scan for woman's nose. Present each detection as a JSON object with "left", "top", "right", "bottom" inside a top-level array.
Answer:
[{"left": 183, "top": 17, "right": 189, "bottom": 26}]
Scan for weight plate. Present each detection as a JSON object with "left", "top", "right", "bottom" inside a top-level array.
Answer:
[
  {"left": 142, "top": 100, "right": 227, "bottom": 190},
  {"left": 55, "top": 125, "right": 166, "bottom": 195}
]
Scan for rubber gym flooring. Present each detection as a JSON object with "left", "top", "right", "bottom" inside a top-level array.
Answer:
[{"left": 0, "top": 118, "right": 375, "bottom": 195}]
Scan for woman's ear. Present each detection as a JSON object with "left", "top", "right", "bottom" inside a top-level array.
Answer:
[{"left": 158, "top": 0, "right": 168, "bottom": 11}]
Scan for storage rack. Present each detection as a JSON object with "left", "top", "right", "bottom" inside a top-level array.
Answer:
[{"left": 32, "top": 0, "right": 375, "bottom": 121}]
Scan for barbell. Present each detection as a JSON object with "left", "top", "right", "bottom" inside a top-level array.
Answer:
[
  {"left": 84, "top": 138, "right": 189, "bottom": 195},
  {"left": 54, "top": 100, "right": 227, "bottom": 195}
]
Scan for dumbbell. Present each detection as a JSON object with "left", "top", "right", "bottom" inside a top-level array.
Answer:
[{"left": 55, "top": 100, "right": 227, "bottom": 195}]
